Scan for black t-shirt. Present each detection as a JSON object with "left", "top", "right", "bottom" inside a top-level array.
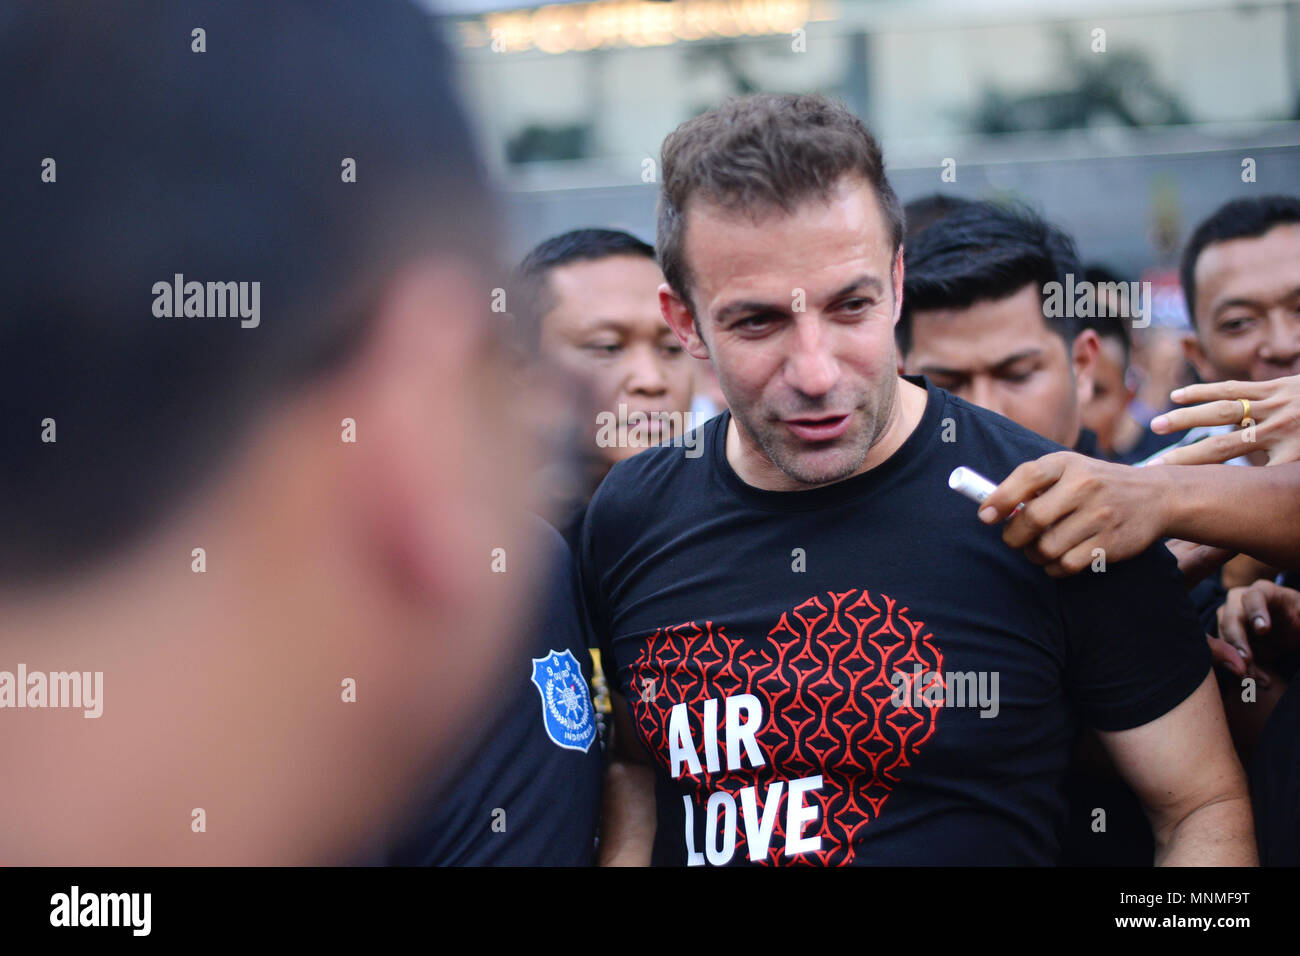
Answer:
[
  {"left": 1251, "top": 682, "right": 1300, "bottom": 866},
  {"left": 580, "top": 376, "right": 1211, "bottom": 866},
  {"left": 384, "top": 521, "right": 602, "bottom": 866}
]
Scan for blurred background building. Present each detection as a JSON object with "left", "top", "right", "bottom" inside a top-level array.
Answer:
[{"left": 424, "top": 0, "right": 1300, "bottom": 323}]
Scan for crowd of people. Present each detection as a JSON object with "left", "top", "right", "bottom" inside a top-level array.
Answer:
[{"left": 3, "top": 0, "right": 1297, "bottom": 868}]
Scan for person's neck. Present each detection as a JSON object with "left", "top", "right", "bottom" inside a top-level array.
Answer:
[{"left": 726, "top": 375, "right": 928, "bottom": 492}]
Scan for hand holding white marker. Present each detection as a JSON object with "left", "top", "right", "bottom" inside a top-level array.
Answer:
[{"left": 948, "top": 466, "right": 1024, "bottom": 514}]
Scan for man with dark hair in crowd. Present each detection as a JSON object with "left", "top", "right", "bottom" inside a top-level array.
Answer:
[
  {"left": 1145, "top": 197, "right": 1300, "bottom": 471},
  {"left": 387, "top": 227, "right": 694, "bottom": 866},
  {"left": 514, "top": 229, "right": 695, "bottom": 550},
  {"left": 1135, "top": 194, "right": 1300, "bottom": 864},
  {"left": 973, "top": 195, "right": 1300, "bottom": 863},
  {"left": 1078, "top": 266, "right": 1182, "bottom": 464},
  {"left": 898, "top": 200, "right": 1101, "bottom": 452},
  {"left": 510, "top": 228, "right": 699, "bottom": 864},
  {"left": 1174, "top": 195, "right": 1300, "bottom": 390},
  {"left": 584, "top": 92, "right": 1254, "bottom": 866},
  {"left": 1, "top": 0, "right": 555, "bottom": 864},
  {"left": 900, "top": 208, "right": 1168, "bottom": 865}
]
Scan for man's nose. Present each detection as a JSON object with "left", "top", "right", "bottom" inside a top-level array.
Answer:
[
  {"left": 1259, "top": 310, "right": 1300, "bottom": 367},
  {"left": 784, "top": 316, "right": 837, "bottom": 398},
  {"left": 624, "top": 344, "right": 669, "bottom": 396},
  {"left": 969, "top": 376, "right": 1009, "bottom": 419}
]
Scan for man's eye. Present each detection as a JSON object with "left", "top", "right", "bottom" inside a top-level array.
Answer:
[
  {"left": 659, "top": 342, "right": 684, "bottom": 357},
  {"left": 585, "top": 343, "right": 621, "bottom": 354},
  {"left": 1219, "top": 316, "right": 1253, "bottom": 333},
  {"left": 1003, "top": 369, "right": 1035, "bottom": 384},
  {"left": 736, "top": 315, "right": 774, "bottom": 331},
  {"left": 841, "top": 298, "right": 874, "bottom": 314}
]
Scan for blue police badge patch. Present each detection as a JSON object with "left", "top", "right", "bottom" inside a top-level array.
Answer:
[{"left": 530, "top": 649, "right": 597, "bottom": 753}]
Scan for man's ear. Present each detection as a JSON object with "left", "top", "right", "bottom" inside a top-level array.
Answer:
[
  {"left": 1071, "top": 328, "right": 1101, "bottom": 406},
  {"left": 892, "top": 246, "right": 909, "bottom": 375},
  {"left": 1181, "top": 332, "right": 1217, "bottom": 383},
  {"left": 339, "top": 260, "right": 491, "bottom": 605},
  {"left": 660, "top": 282, "right": 711, "bottom": 360},
  {"left": 891, "top": 245, "right": 906, "bottom": 327}
]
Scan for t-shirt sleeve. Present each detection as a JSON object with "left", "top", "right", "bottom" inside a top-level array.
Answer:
[
  {"left": 1060, "top": 541, "right": 1213, "bottom": 732},
  {"left": 1188, "top": 575, "right": 1227, "bottom": 638}
]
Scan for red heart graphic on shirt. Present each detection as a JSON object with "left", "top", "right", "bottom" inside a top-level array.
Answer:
[{"left": 630, "top": 589, "right": 944, "bottom": 866}]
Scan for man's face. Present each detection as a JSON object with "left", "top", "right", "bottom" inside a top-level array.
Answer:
[
  {"left": 1081, "top": 336, "right": 1134, "bottom": 453},
  {"left": 540, "top": 255, "right": 693, "bottom": 467},
  {"left": 661, "top": 175, "right": 904, "bottom": 490},
  {"left": 904, "top": 283, "right": 1092, "bottom": 447},
  {"left": 1186, "top": 223, "right": 1300, "bottom": 383}
]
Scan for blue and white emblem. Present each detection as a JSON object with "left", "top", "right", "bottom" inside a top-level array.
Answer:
[{"left": 530, "top": 649, "right": 596, "bottom": 753}]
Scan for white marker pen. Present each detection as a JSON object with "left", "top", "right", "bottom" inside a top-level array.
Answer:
[{"left": 948, "top": 466, "right": 1025, "bottom": 515}]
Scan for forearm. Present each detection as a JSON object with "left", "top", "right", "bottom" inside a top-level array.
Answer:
[
  {"left": 1159, "top": 463, "right": 1300, "bottom": 570},
  {"left": 1154, "top": 793, "right": 1257, "bottom": 866},
  {"left": 596, "top": 759, "right": 656, "bottom": 866}
]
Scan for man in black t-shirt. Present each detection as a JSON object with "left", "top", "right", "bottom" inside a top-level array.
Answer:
[
  {"left": 513, "top": 229, "right": 696, "bottom": 552},
  {"left": 581, "top": 93, "right": 1255, "bottom": 866},
  {"left": 898, "top": 204, "right": 1169, "bottom": 865},
  {"left": 383, "top": 521, "right": 602, "bottom": 865}
]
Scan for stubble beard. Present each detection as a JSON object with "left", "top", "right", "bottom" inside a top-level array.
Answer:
[{"left": 741, "top": 373, "right": 899, "bottom": 489}]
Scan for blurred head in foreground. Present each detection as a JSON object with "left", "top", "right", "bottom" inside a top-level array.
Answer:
[
  {"left": 899, "top": 200, "right": 1100, "bottom": 448},
  {"left": 0, "top": 0, "right": 539, "bottom": 863}
]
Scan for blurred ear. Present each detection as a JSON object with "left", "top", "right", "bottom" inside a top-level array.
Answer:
[
  {"left": 660, "top": 282, "right": 711, "bottom": 360},
  {"left": 1181, "top": 332, "right": 1217, "bottom": 384},
  {"left": 338, "top": 259, "right": 489, "bottom": 606},
  {"left": 1071, "top": 328, "right": 1101, "bottom": 406}
]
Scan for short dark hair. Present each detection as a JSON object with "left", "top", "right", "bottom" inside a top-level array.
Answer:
[
  {"left": 657, "top": 93, "right": 904, "bottom": 314},
  {"left": 903, "top": 193, "right": 975, "bottom": 243},
  {"left": 1081, "top": 265, "right": 1132, "bottom": 364},
  {"left": 1179, "top": 195, "right": 1300, "bottom": 324},
  {"left": 898, "top": 200, "right": 1083, "bottom": 354},
  {"left": 512, "top": 229, "right": 655, "bottom": 348},
  {"left": 2, "top": 0, "right": 495, "bottom": 585}
]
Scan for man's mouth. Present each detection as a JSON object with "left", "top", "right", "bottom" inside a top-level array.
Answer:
[{"left": 784, "top": 413, "right": 851, "bottom": 443}]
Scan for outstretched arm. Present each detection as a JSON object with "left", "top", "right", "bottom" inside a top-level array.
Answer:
[
  {"left": 1098, "top": 672, "right": 1256, "bottom": 866},
  {"left": 979, "top": 454, "right": 1300, "bottom": 575}
]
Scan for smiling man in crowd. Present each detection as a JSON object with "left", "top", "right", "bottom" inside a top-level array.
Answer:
[{"left": 582, "top": 93, "right": 1254, "bottom": 866}]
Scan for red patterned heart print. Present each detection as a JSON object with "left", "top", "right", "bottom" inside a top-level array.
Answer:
[{"left": 630, "top": 588, "right": 944, "bottom": 866}]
